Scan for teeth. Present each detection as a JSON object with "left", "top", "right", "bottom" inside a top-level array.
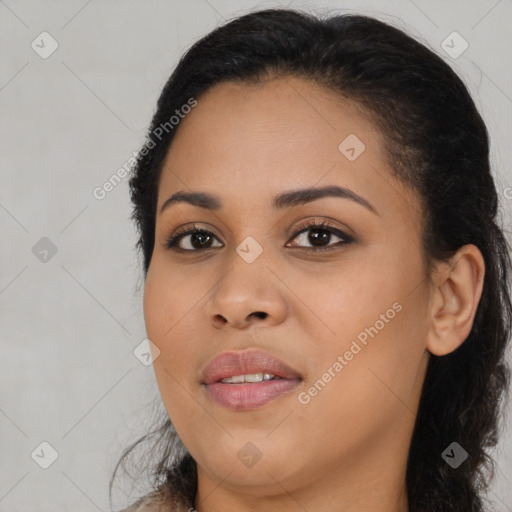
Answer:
[{"left": 221, "top": 372, "right": 276, "bottom": 384}]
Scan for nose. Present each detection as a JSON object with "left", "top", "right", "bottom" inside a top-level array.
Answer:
[{"left": 205, "top": 257, "right": 289, "bottom": 331}]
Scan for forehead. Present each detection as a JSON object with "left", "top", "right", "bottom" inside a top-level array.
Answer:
[
  {"left": 164, "top": 76, "right": 383, "bottom": 173},
  {"left": 158, "top": 76, "right": 420, "bottom": 224}
]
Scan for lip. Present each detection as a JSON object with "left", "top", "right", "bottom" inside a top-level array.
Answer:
[{"left": 201, "top": 350, "right": 302, "bottom": 411}]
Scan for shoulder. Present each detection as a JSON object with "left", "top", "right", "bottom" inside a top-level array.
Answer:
[{"left": 115, "top": 486, "right": 191, "bottom": 512}]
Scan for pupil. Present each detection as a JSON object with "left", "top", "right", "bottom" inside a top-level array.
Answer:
[
  {"left": 309, "top": 229, "right": 329, "bottom": 246},
  {"left": 192, "top": 232, "right": 211, "bottom": 249}
]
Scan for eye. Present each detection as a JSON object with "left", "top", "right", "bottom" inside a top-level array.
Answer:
[
  {"left": 164, "top": 220, "right": 354, "bottom": 253},
  {"left": 286, "top": 220, "right": 354, "bottom": 252},
  {"left": 164, "top": 223, "right": 223, "bottom": 252}
]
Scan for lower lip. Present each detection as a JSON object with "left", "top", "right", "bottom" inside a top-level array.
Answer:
[{"left": 204, "top": 379, "right": 301, "bottom": 411}]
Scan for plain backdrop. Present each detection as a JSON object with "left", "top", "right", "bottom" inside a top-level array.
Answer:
[{"left": 1, "top": 0, "right": 511, "bottom": 510}]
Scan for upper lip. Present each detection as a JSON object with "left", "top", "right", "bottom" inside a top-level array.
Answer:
[{"left": 201, "top": 350, "right": 302, "bottom": 384}]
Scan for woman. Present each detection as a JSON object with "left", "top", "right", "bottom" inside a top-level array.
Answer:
[{"left": 110, "top": 7, "right": 512, "bottom": 512}]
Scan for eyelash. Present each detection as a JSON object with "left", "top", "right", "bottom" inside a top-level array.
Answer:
[{"left": 164, "top": 220, "right": 355, "bottom": 253}]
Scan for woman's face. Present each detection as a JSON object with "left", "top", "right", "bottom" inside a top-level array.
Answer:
[{"left": 144, "top": 76, "right": 433, "bottom": 506}]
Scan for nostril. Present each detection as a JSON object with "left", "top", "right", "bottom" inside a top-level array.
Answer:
[
  {"left": 251, "top": 311, "right": 267, "bottom": 319},
  {"left": 211, "top": 315, "right": 227, "bottom": 329}
]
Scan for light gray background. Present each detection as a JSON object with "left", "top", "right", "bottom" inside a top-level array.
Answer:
[{"left": 1, "top": 0, "right": 511, "bottom": 510}]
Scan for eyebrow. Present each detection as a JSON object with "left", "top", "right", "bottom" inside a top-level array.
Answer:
[{"left": 159, "top": 185, "right": 378, "bottom": 215}]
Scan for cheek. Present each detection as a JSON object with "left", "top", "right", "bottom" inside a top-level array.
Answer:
[
  {"left": 297, "top": 299, "right": 427, "bottom": 452},
  {"left": 293, "top": 258, "right": 405, "bottom": 348},
  {"left": 143, "top": 265, "right": 200, "bottom": 398},
  {"left": 143, "top": 278, "right": 202, "bottom": 440},
  {"left": 303, "top": 249, "right": 428, "bottom": 405},
  {"left": 143, "top": 260, "right": 204, "bottom": 342}
]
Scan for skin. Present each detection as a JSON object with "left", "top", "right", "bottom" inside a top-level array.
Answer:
[{"left": 143, "top": 75, "right": 485, "bottom": 512}]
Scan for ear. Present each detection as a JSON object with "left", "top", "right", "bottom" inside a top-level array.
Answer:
[{"left": 426, "top": 244, "right": 485, "bottom": 356}]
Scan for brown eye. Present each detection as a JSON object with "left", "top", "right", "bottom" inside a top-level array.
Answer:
[
  {"left": 164, "top": 221, "right": 354, "bottom": 253},
  {"left": 165, "top": 228, "right": 223, "bottom": 251},
  {"left": 287, "top": 221, "right": 354, "bottom": 252}
]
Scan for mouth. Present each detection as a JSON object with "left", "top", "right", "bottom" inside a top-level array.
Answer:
[
  {"left": 218, "top": 372, "right": 281, "bottom": 383},
  {"left": 201, "top": 350, "right": 302, "bottom": 411}
]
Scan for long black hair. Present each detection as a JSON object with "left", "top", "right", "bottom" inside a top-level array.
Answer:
[{"left": 110, "top": 8, "right": 512, "bottom": 511}]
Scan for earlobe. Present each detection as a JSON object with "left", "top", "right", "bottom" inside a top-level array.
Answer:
[{"left": 426, "top": 244, "right": 485, "bottom": 357}]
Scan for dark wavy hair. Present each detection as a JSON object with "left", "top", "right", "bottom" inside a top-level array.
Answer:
[{"left": 109, "top": 8, "right": 512, "bottom": 512}]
